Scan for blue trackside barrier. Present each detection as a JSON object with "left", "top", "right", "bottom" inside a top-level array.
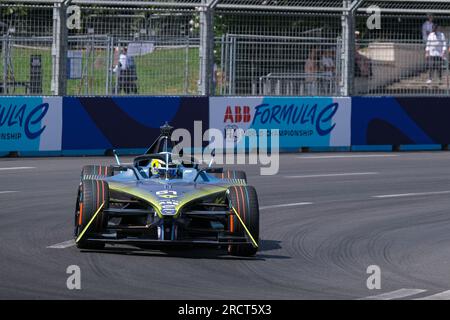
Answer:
[
  {"left": 351, "top": 97, "right": 450, "bottom": 146},
  {"left": 0, "top": 97, "right": 63, "bottom": 155},
  {"left": 0, "top": 96, "right": 449, "bottom": 156},
  {"left": 0, "top": 96, "right": 208, "bottom": 156},
  {"left": 62, "top": 96, "right": 209, "bottom": 152},
  {"left": 209, "top": 97, "right": 352, "bottom": 152}
]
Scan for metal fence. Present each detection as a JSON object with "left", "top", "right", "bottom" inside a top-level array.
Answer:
[
  {"left": 1, "top": 0, "right": 450, "bottom": 96},
  {"left": 1, "top": 2, "right": 200, "bottom": 95},
  {"left": 354, "top": 12, "right": 450, "bottom": 96}
]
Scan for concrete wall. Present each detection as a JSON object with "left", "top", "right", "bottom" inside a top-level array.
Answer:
[{"left": 355, "top": 42, "right": 427, "bottom": 94}]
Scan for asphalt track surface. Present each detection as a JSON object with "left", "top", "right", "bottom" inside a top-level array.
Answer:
[{"left": 2, "top": 152, "right": 450, "bottom": 299}]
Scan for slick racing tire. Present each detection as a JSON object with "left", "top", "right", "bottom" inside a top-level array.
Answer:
[
  {"left": 226, "top": 186, "right": 259, "bottom": 257},
  {"left": 213, "top": 170, "right": 247, "bottom": 183},
  {"left": 74, "top": 179, "right": 109, "bottom": 250},
  {"left": 81, "top": 165, "right": 114, "bottom": 180}
]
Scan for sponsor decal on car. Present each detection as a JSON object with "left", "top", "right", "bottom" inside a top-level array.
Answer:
[{"left": 156, "top": 190, "right": 179, "bottom": 215}]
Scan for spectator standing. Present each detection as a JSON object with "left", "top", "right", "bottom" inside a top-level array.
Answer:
[
  {"left": 422, "top": 14, "right": 434, "bottom": 42},
  {"left": 304, "top": 48, "right": 319, "bottom": 96},
  {"left": 355, "top": 53, "right": 371, "bottom": 78},
  {"left": 319, "top": 49, "right": 335, "bottom": 94},
  {"left": 425, "top": 24, "right": 447, "bottom": 84},
  {"left": 354, "top": 30, "right": 372, "bottom": 78},
  {"left": 113, "top": 47, "right": 138, "bottom": 94}
]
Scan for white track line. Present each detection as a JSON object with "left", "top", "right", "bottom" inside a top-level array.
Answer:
[
  {"left": 360, "top": 289, "right": 426, "bottom": 300},
  {"left": 0, "top": 167, "right": 35, "bottom": 171},
  {"left": 415, "top": 290, "right": 450, "bottom": 300},
  {"left": 298, "top": 155, "right": 398, "bottom": 159},
  {"left": 47, "top": 239, "right": 76, "bottom": 249},
  {"left": 260, "top": 202, "right": 313, "bottom": 210},
  {"left": 373, "top": 190, "right": 450, "bottom": 199},
  {"left": 286, "top": 172, "right": 379, "bottom": 179},
  {"left": 0, "top": 191, "right": 18, "bottom": 194}
]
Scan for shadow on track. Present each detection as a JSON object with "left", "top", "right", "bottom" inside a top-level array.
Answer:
[{"left": 80, "top": 239, "right": 289, "bottom": 261}]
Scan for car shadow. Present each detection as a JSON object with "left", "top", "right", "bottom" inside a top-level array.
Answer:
[
  {"left": 81, "top": 239, "right": 289, "bottom": 261},
  {"left": 259, "top": 239, "right": 283, "bottom": 252}
]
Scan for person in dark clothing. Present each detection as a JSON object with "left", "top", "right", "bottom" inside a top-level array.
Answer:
[{"left": 114, "top": 47, "right": 138, "bottom": 94}]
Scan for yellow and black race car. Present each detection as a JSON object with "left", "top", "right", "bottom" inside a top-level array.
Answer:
[{"left": 74, "top": 123, "right": 259, "bottom": 256}]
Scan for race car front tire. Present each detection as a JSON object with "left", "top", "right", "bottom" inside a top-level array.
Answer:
[
  {"left": 213, "top": 170, "right": 247, "bottom": 183},
  {"left": 75, "top": 179, "right": 109, "bottom": 249},
  {"left": 81, "top": 165, "right": 113, "bottom": 181},
  {"left": 226, "top": 185, "right": 259, "bottom": 256}
]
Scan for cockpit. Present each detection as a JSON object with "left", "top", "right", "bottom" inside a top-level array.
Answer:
[
  {"left": 134, "top": 153, "right": 199, "bottom": 182},
  {"left": 111, "top": 122, "right": 214, "bottom": 183}
]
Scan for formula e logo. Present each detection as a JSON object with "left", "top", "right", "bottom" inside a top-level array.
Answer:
[
  {"left": 0, "top": 102, "right": 49, "bottom": 139},
  {"left": 223, "top": 105, "right": 251, "bottom": 123},
  {"left": 156, "top": 190, "right": 178, "bottom": 199}
]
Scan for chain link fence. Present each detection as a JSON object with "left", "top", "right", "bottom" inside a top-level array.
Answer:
[
  {"left": 1, "top": 2, "right": 200, "bottom": 95},
  {"left": 355, "top": 12, "right": 450, "bottom": 96},
  {"left": 1, "top": 1, "right": 450, "bottom": 96},
  {"left": 214, "top": 12, "right": 342, "bottom": 96},
  {"left": 0, "top": 4, "right": 53, "bottom": 94}
]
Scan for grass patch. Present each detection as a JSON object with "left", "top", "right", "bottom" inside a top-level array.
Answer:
[{"left": 0, "top": 45, "right": 199, "bottom": 95}]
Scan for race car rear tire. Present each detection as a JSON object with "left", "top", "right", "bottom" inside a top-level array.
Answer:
[
  {"left": 75, "top": 179, "right": 109, "bottom": 249},
  {"left": 213, "top": 170, "right": 247, "bottom": 183},
  {"left": 81, "top": 165, "right": 113, "bottom": 180},
  {"left": 226, "top": 186, "right": 259, "bottom": 256}
]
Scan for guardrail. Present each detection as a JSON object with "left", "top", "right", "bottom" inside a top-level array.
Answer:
[{"left": 256, "top": 73, "right": 339, "bottom": 96}]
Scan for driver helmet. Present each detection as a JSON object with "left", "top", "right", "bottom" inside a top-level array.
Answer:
[{"left": 150, "top": 159, "right": 178, "bottom": 179}]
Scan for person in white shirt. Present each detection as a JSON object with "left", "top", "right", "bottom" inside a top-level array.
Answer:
[
  {"left": 422, "top": 14, "right": 434, "bottom": 43},
  {"left": 113, "top": 47, "right": 138, "bottom": 94},
  {"left": 425, "top": 24, "right": 447, "bottom": 84}
]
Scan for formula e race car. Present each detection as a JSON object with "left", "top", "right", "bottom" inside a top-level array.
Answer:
[{"left": 73, "top": 123, "right": 259, "bottom": 256}]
